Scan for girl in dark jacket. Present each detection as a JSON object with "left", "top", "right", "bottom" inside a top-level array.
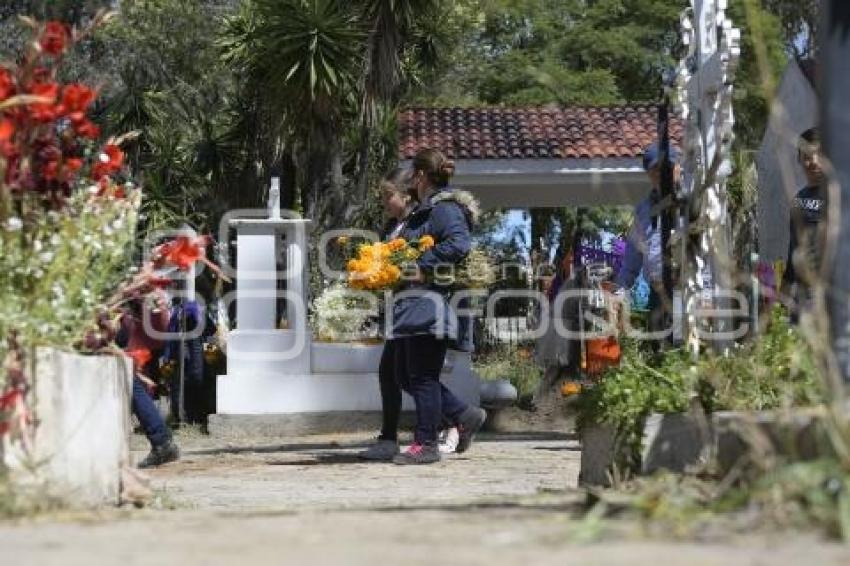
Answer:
[
  {"left": 389, "top": 149, "right": 486, "bottom": 465},
  {"left": 359, "top": 169, "right": 415, "bottom": 461}
]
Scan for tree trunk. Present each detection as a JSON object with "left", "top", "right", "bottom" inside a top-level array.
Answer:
[{"left": 303, "top": 112, "right": 346, "bottom": 233}]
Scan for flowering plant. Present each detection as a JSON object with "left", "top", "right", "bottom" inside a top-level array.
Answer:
[
  {"left": 344, "top": 235, "right": 435, "bottom": 291},
  {"left": 0, "top": 14, "right": 137, "bottom": 347},
  {"left": 436, "top": 248, "right": 496, "bottom": 290},
  {"left": 0, "top": 15, "right": 137, "bottom": 442},
  {"left": 310, "top": 283, "right": 378, "bottom": 342},
  {"left": 343, "top": 234, "right": 495, "bottom": 292}
]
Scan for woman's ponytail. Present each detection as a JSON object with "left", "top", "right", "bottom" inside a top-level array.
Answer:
[{"left": 413, "top": 148, "right": 455, "bottom": 188}]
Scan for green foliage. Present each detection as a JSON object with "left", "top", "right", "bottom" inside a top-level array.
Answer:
[
  {"left": 728, "top": 0, "right": 788, "bottom": 150},
  {"left": 577, "top": 306, "right": 824, "bottom": 463},
  {"left": 225, "top": 0, "right": 364, "bottom": 115},
  {"left": 0, "top": 476, "right": 65, "bottom": 519},
  {"left": 474, "top": 345, "right": 541, "bottom": 404},
  {"left": 558, "top": 0, "right": 683, "bottom": 102},
  {"left": 98, "top": 0, "right": 238, "bottom": 229},
  {"left": 603, "top": 460, "right": 850, "bottom": 542},
  {"left": 701, "top": 306, "right": 823, "bottom": 411},
  {"left": 763, "top": 0, "right": 819, "bottom": 58},
  {"left": 0, "top": 192, "right": 140, "bottom": 353},
  {"left": 420, "top": 0, "right": 682, "bottom": 106},
  {"left": 576, "top": 340, "right": 693, "bottom": 457}
]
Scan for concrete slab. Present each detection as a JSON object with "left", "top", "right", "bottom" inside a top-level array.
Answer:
[
  {"left": 1, "top": 348, "right": 133, "bottom": 506},
  {"left": 641, "top": 412, "right": 712, "bottom": 475}
]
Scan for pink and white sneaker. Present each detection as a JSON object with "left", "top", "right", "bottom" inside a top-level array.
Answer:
[{"left": 392, "top": 442, "right": 441, "bottom": 465}]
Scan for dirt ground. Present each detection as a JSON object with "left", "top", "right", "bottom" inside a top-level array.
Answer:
[{"left": 3, "top": 407, "right": 850, "bottom": 565}]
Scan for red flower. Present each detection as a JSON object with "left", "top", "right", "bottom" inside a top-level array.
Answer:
[
  {"left": 94, "top": 177, "right": 126, "bottom": 199},
  {"left": 75, "top": 119, "right": 100, "bottom": 140},
  {"left": 0, "top": 141, "right": 16, "bottom": 159},
  {"left": 0, "top": 118, "right": 14, "bottom": 142},
  {"left": 148, "top": 276, "right": 173, "bottom": 289},
  {"left": 59, "top": 83, "right": 96, "bottom": 123},
  {"left": 55, "top": 157, "right": 83, "bottom": 182},
  {"left": 28, "top": 81, "right": 60, "bottom": 122},
  {"left": 39, "top": 22, "right": 70, "bottom": 57},
  {"left": 0, "top": 388, "right": 21, "bottom": 411},
  {"left": 0, "top": 68, "right": 15, "bottom": 101},
  {"left": 92, "top": 144, "right": 124, "bottom": 180},
  {"left": 126, "top": 348, "right": 152, "bottom": 371},
  {"left": 64, "top": 157, "right": 83, "bottom": 174},
  {"left": 155, "top": 235, "right": 211, "bottom": 271},
  {"left": 43, "top": 159, "right": 59, "bottom": 181},
  {"left": 95, "top": 176, "right": 110, "bottom": 195}
]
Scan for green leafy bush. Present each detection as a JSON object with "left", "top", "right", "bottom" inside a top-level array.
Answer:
[{"left": 577, "top": 305, "right": 824, "bottom": 461}]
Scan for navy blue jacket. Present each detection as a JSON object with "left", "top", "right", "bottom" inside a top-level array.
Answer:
[{"left": 390, "top": 188, "right": 473, "bottom": 348}]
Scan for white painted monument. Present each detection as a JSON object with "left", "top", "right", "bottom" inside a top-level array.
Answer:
[
  {"left": 676, "top": 0, "right": 741, "bottom": 350},
  {"left": 213, "top": 180, "right": 480, "bottom": 434}
]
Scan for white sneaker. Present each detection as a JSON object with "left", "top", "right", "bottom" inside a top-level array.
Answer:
[
  {"left": 438, "top": 427, "right": 460, "bottom": 454},
  {"left": 358, "top": 439, "right": 400, "bottom": 461}
]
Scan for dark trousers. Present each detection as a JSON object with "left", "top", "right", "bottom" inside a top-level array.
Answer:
[
  {"left": 392, "top": 335, "right": 468, "bottom": 444},
  {"left": 132, "top": 377, "right": 170, "bottom": 448},
  {"left": 378, "top": 341, "right": 402, "bottom": 441}
]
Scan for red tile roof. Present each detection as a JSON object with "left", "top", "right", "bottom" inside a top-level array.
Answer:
[{"left": 398, "top": 105, "right": 682, "bottom": 160}]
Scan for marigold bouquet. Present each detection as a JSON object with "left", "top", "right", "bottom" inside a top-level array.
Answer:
[{"left": 344, "top": 235, "right": 435, "bottom": 291}]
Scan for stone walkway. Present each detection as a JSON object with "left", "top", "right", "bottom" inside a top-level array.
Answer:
[
  {"left": 3, "top": 428, "right": 850, "bottom": 565},
  {"left": 146, "top": 431, "right": 579, "bottom": 511}
]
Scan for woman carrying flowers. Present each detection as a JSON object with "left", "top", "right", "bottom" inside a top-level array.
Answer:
[
  {"left": 358, "top": 169, "right": 417, "bottom": 461},
  {"left": 388, "top": 148, "right": 486, "bottom": 465}
]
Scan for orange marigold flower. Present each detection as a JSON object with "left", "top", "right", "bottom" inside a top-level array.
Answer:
[
  {"left": 560, "top": 382, "right": 582, "bottom": 397},
  {"left": 388, "top": 238, "right": 406, "bottom": 252},
  {"left": 419, "top": 235, "right": 435, "bottom": 250},
  {"left": 386, "top": 264, "right": 401, "bottom": 282},
  {"left": 39, "top": 21, "right": 70, "bottom": 56}
]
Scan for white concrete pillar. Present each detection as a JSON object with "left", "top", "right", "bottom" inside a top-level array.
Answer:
[
  {"left": 235, "top": 229, "right": 279, "bottom": 331},
  {"left": 284, "top": 222, "right": 309, "bottom": 338}
]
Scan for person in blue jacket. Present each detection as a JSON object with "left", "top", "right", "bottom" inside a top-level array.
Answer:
[
  {"left": 388, "top": 148, "right": 487, "bottom": 465},
  {"left": 613, "top": 142, "right": 680, "bottom": 340}
]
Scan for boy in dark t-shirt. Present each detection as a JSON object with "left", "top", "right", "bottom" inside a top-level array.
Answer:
[{"left": 783, "top": 128, "right": 826, "bottom": 312}]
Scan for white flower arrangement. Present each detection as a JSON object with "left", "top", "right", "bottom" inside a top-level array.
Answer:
[{"left": 310, "top": 283, "right": 379, "bottom": 343}]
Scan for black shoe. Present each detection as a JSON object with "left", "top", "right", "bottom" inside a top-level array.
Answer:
[
  {"left": 456, "top": 407, "right": 487, "bottom": 454},
  {"left": 138, "top": 440, "right": 180, "bottom": 469}
]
